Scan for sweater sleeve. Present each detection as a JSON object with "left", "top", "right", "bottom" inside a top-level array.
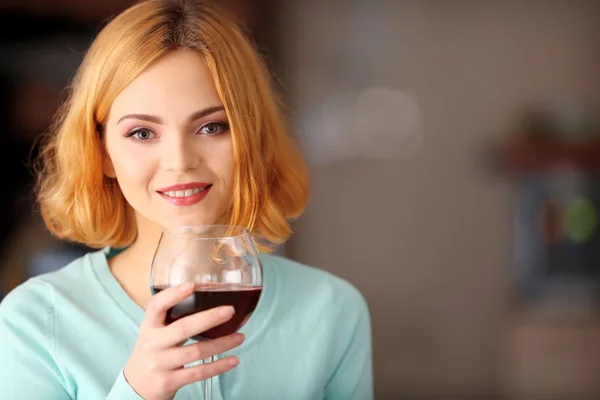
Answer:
[
  {"left": 0, "top": 279, "right": 144, "bottom": 400},
  {"left": 0, "top": 280, "right": 73, "bottom": 399},
  {"left": 106, "top": 369, "right": 144, "bottom": 400},
  {"left": 324, "top": 281, "right": 374, "bottom": 400}
]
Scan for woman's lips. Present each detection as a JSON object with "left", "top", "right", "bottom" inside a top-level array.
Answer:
[{"left": 157, "top": 183, "right": 212, "bottom": 206}]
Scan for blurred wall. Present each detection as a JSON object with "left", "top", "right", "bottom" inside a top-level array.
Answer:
[{"left": 280, "top": 0, "right": 600, "bottom": 397}]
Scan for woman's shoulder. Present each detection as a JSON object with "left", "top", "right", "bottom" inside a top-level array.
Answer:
[
  {"left": 261, "top": 253, "right": 369, "bottom": 314},
  {"left": 0, "top": 252, "right": 101, "bottom": 399},
  {"left": 0, "top": 250, "right": 99, "bottom": 316}
]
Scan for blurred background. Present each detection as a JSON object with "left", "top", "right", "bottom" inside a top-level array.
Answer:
[{"left": 1, "top": 0, "right": 600, "bottom": 398}]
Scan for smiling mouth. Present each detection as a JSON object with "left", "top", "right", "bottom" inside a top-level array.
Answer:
[
  {"left": 156, "top": 183, "right": 213, "bottom": 206},
  {"left": 158, "top": 186, "right": 211, "bottom": 198}
]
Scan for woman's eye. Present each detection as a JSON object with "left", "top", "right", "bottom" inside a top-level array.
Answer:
[
  {"left": 199, "top": 122, "right": 229, "bottom": 136},
  {"left": 127, "top": 128, "right": 155, "bottom": 141}
]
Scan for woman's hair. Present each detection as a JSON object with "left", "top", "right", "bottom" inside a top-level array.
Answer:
[{"left": 35, "top": 0, "right": 309, "bottom": 252}]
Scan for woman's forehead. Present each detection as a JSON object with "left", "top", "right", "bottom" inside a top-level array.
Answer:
[{"left": 108, "top": 49, "right": 223, "bottom": 124}]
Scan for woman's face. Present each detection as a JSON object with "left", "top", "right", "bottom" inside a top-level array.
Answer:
[{"left": 103, "top": 49, "right": 234, "bottom": 230}]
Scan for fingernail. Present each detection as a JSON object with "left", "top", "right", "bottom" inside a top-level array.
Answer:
[
  {"left": 228, "top": 357, "right": 239, "bottom": 366},
  {"left": 219, "top": 306, "right": 235, "bottom": 318},
  {"left": 180, "top": 282, "right": 194, "bottom": 292},
  {"left": 236, "top": 333, "right": 246, "bottom": 343}
]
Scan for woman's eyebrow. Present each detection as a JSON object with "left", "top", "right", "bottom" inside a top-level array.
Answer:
[{"left": 116, "top": 105, "right": 225, "bottom": 125}]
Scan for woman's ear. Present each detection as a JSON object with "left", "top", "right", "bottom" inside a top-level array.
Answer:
[
  {"left": 102, "top": 156, "right": 116, "bottom": 178},
  {"left": 100, "top": 140, "right": 116, "bottom": 178}
]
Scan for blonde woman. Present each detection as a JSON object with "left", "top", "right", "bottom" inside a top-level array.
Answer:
[{"left": 0, "top": 1, "right": 373, "bottom": 399}]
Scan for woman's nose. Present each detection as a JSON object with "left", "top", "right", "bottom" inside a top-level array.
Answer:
[{"left": 161, "top": 134, "right": 201, "bottom": 172}]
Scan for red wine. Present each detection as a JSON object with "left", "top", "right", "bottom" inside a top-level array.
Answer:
[{"left": 151, "top": 283, "right": 262, "bottom": 340}]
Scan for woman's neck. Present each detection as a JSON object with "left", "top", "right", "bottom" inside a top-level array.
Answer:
[{"left": 107, "top": 215, "right": 163, "bottom": 309}]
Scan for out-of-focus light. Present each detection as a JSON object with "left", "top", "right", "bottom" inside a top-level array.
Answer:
[
  {"left": 565, "top": 197, "right": 596, "bottom": 244},
  {"left": 300, "top": 86, "right": 422, "bottom": 164}
]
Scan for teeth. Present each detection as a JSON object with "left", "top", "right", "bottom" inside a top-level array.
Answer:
[{"left": 163, "top": 187, "right": 204, "bottom": 198}]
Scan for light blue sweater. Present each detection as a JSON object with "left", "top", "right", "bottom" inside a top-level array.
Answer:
[{"left": 0, "top": 248, "right": 372, "bottom": 399}]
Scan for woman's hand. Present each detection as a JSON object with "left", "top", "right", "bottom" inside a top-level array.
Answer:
[{"left": 124, "top": 282, "right": 244, "bottom": 400}]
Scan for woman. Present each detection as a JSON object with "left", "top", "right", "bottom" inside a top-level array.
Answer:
[{"left": 0, "top": 1, "right": 373, "bottom": 399}]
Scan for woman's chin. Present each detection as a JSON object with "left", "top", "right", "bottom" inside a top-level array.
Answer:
[{"left": 160, "top": 216, "right": 220, "bottom": 228}]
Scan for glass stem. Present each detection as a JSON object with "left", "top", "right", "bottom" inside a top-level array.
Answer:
[{"left": 204, "top": 356, "right": 213, "bottom": 399}]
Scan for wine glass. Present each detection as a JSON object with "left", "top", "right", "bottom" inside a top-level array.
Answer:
[{"left": 150, "top": 225, "right": 263, "bottom": 399}]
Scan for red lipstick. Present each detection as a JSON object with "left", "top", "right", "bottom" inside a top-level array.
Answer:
[{"left": 156, "top": 182, "right": 212, "bottom": 206}]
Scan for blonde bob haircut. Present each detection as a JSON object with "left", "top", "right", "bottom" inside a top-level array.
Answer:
[{"left": 35, "top": 0, "right": 310, "bottom": 252}]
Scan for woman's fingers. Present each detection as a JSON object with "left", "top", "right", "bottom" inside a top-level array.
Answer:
[
  {"left": 144, "top": 283, "right": 195, "bottom": 328},
  {"left": 161, "top": 333, "right": 245, "bottom": 369},
  {"left": 171, "top": 356, "right": 240, "bottom": 388},
  {"left": 161, "top": 305, "right": 235, "bottom": 346}
]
